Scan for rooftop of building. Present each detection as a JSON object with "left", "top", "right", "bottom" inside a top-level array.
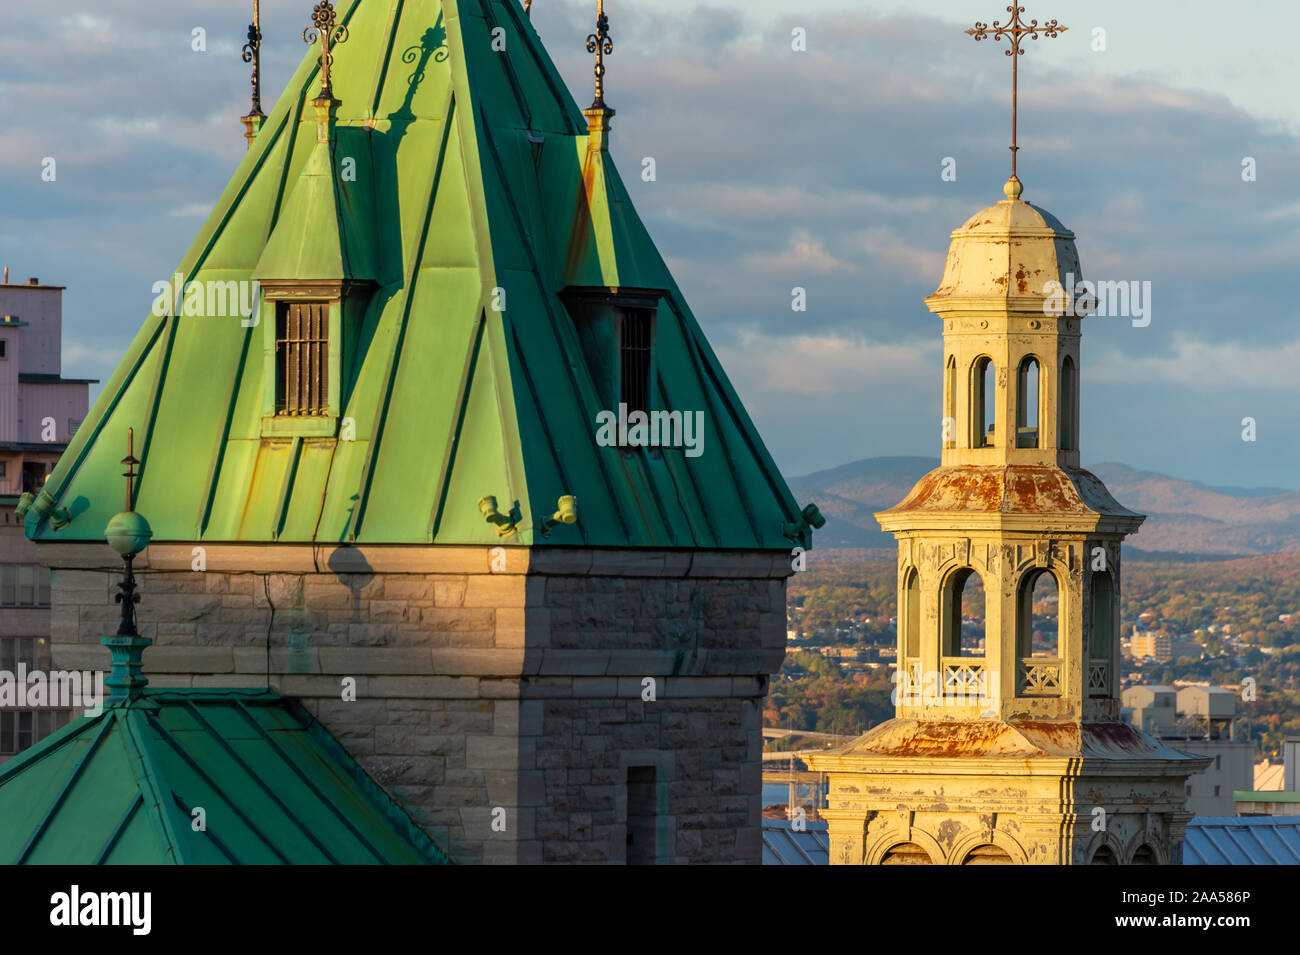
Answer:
[
  {"left": 0, "top": 278, "right": 65, "bottom": 291},
  {"left": 0, "top": 686, "right": 449, "bottom": 864},
  {"left": 1183, "top": 817, "right": 1300, "bottom": 865},
  {"left": 25, "top": 0, "right": 808, "bottom": 552},
  {"left": 925, "top": 176, "right": 1083, "bottom": 311}
]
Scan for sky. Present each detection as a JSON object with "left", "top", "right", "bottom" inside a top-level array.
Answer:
[{"left": 2, "top": 1, "right": 1300, "bottom": 488}]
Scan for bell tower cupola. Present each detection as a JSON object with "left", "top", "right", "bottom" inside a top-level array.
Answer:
[{"left": 806, "top": 4, "right": 1211, "bottom": 866}]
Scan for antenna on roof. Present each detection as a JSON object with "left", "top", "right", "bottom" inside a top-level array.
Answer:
[{"left": 241, "top": 0, "right": 266, "bottom": 148}]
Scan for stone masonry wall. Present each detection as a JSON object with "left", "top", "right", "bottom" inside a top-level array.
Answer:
[{"left": 41, "top": 544, "right": 789, "bottom": 864}]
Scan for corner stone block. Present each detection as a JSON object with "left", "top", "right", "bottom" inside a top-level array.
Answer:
[{"left": 463, "top": 575, "right": 527, "bottom": 608}]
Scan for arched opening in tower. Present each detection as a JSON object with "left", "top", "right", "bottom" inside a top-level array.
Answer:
[
  {"left": 1017, "top": 569, "right": 1060, "bottom": 659},
  {"left": 1016, "top": 356, "right": 1040, "bottom": 448},
  {"left": 1058, "top": 356, "right": 1078, "bottom": 450},
  {"left": 970, "top": 357, "right": 995, "bottom": 448},
  {"left": 943, "top": 568, "right": 986, "bottom": 657}
]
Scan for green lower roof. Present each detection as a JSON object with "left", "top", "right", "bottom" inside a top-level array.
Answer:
[{"left": 0, "top": 689, "right": 449, "bottom": 865}]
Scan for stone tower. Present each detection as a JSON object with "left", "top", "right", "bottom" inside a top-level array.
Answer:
[
  {"left": 22, "top": 0, "right": 817, "bottom": 864},
  {"left": 806, "top": 176, "right": 1209, "bottom": 866}
]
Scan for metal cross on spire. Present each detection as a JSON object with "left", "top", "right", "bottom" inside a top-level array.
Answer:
[
  {"left": 966, "top": 4, "right": 1066, "bottom": 191},
  {"left": 304, "top": 0, "right": 349, "bottom": 101},
  {"left": 240, "top": 0, "right": 265, "bottom": 148},
  {"left": 586, "top": 0, "right": 614, "bottom": 112}
]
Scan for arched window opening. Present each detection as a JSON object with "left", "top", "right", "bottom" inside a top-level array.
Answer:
[
  {"left": 904, "top": 569, "right": 920, "bottom": 659},
  {"left": 881, "top": 843, "right": 933, "bottom": 865},
  {"left": 962, "top": 845, "right": 1013, "bottom": 865},
  {"left": 1130, "top": 845, "right": 1157, "bottom": 865},
  {"left": 971, "top": 357, "right": 995, "bottom": 448},
  {"left": 944, "top": 356, "right": 957, "bottom": 449},
  {"left": 1091, "top": 846, "right": 1118, "bottom": 865},
  {"left": 1091, "top": 570, "right": 1114, "bottom": 660},
  {"left": 1017, "top": 570, "right": 1060, "bottom": 659},
  {"left": 1059, "top": 356, "right": 1077, "bottom": 450},
  {"left": 1016, "top": 356, "right": 1040, "bottom": 448},
  {"left": 944, "top": 568, "right": 985, "bottom": 657}
]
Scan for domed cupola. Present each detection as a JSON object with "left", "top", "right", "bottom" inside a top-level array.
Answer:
[{"left": 926, "top": 177, "right": 1082, "bottom": 313}]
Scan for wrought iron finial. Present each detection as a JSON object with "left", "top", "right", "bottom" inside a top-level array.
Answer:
[
  {"left": 304, "top": 0, "right": 350, "bottom": 101},
  {"left": 241, "top": 1, "right": 266, "bottom": 148},
  {"left": 966, "top": 4, "right": 1066, "bottom": 187},
  {"left": 121, "top": 427, "right": 138, "bottom": 513},
  {"left": 586, "top": 0, "right": 614, "bottom": 111},
  {"left": 525, "top": 0, "right": 532, "bottom": 18},
  {"left": 103, "top": 426, "right": 152, "bottom": 705}
]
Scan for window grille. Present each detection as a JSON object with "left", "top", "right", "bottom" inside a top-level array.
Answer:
[
  {"left": 276, "top": 302, "right": 329, "bottom": 415},
  {"left": 620, "top": 309, "right": 652, "bottom": 414}
]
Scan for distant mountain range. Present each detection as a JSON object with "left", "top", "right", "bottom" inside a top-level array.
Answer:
[{"left": 786, "top": 457, "right": 1300, "bottom": 557}]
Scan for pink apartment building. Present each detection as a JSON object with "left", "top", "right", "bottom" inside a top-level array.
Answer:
[{"left": 0, "top": 272, "right": 93, "bottom": 762}]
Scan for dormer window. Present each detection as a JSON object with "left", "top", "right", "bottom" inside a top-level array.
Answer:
[
  {"left": 562, "top": 287, "right": 665, "bottom": 416},
  {"left": 275, "top": 302, "right": 330, "bottom": 416},
  {"left": 619, "top": 307, "right": 653, "bottom": 414},
  {"left": 254, "top": 280, "right": 373, "bottom": 437}
]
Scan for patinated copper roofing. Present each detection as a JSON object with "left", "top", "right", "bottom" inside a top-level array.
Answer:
[
  {"left": 27, "top": 0, "right": 804, "bottom": 551},
  {"left": 0, "top": 688, "right": 450, "bottom": 864}
]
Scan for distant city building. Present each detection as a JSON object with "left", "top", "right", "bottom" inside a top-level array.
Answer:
[
  {"left": 1128, "top": 631, "right": 1201, "bottom": 663},
  {"left": 1122, "top": 685, "right": 1178, "bottom": 734},
  {"left": 1130, "top": 630, "right": 1169, "bottom": 661},
  {"left": 1255, "top": 759, "right": 1285, "bottom": 791},
  {"left": 1236, "top": 738, "right": 1300, "bottom": 816},
  {"left": 1121, "top": 684, "right": 1251, "bottom": 816},
  {"left": 1234, "top": 792, "right": 1300, "bottom": 816},
  {"left": 0, "top": 273, "right": 92, "bottom": 764}
]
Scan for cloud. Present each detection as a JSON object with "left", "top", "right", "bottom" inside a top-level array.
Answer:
[
  {"left": 740, "top": 228, "right": 860, "bottom": 277},
  {"left": 1090, "top": 335, "right": 1300, "bottom": 391},
  {"left": 6, "top": 0, "right": 1300, "bottom": 487}
]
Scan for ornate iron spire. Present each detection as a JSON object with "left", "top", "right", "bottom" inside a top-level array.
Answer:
[
  {"left": 966, "top": 4, "right": 1067, "bottom": 196},
  {"left": 304, "top": 1, "right": 349, "bottom": 102},
  {"left": 525, "top": 0, "right": 532, "bottom": 18},
  {"left": 240, "top": 0, "right": 266, "bottom": 148},
  {"left": 102, "top": 428, "right": 154, "bottom": 706},
  {"left": 586, "top": 0, "right": 614, "bottom": 112},
  {"left": 121, "top": 427, "right": 138, "bottom": 512}
]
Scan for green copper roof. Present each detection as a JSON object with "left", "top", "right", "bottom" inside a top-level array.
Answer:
[
  {"left": 0, "top": 688, "right": 449, "bottom": 864},
  {"left": 254, "top": 133, "right": 379, "bottom": 283},
  {"left": 30, "top": 0, "right": 806, "bottom": 549}
]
